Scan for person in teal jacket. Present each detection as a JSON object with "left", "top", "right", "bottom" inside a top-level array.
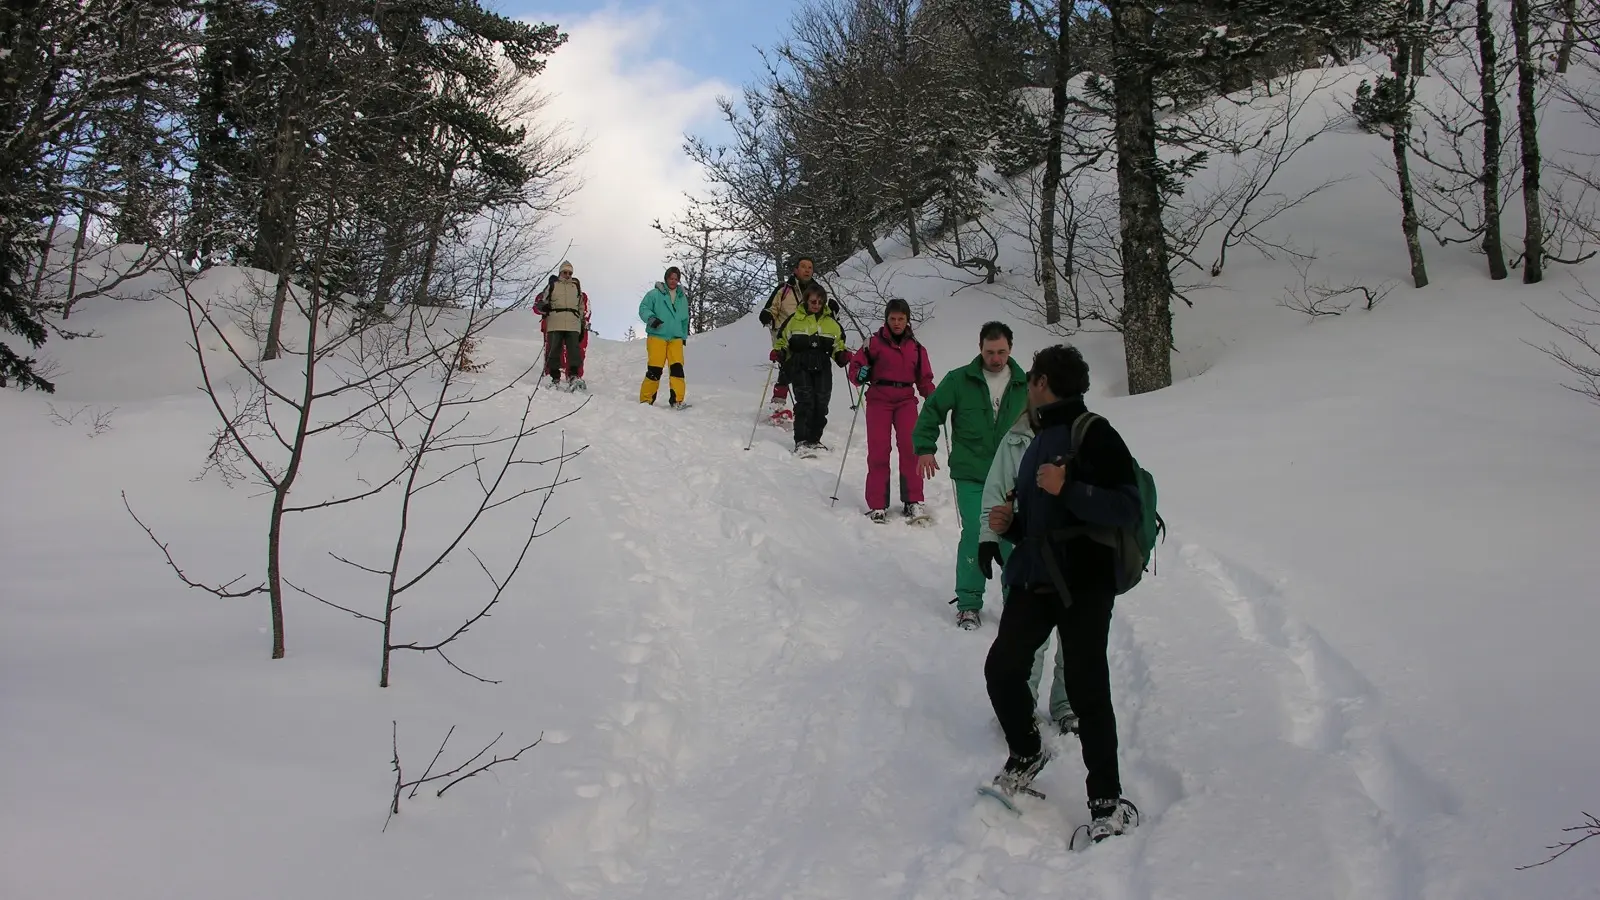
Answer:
[
  {"left": 977, "top": 408, "right": 1075, "bottom": 734},
  {"left": 637, "top": 266, "right": 692, "bottom": 408},
  {"left": 912, "top": 321, "right": 1029, "bottom": 629}
]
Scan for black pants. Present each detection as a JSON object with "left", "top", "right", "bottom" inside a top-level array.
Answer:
[
  {"left": 790, "top": 364, "right": 832, "bottom": 445},
  {"left": 546, "top": 330, "right": 582, "bottom": 378},
  {"left": 984, "top": 584, "right": 1121, "bottom": 804}
]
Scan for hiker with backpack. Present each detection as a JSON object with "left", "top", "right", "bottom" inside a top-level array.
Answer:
[
  {"left": 757, "top": 257, "right": 815, "bottom": 428},
  {"left": 637, "top": 266, "right": 692, "bottom": 409},
  {"left": 773, "top": 283, "right": 849, "bottom": 456},
  {"left": 847, "top": 298, "right": 935, "bottom": 524},
  {"left": 977, "top": 406, "right": 1076, "bottom": 736},
  {"left": 912, "top": 321, "right": 1030, "bottom": 630},
  {"left": 981, "top": 344, "right": 1159, "bottom": 847},
  {"left": 533, "top": 260, "right": 590, "bottom": 391}
]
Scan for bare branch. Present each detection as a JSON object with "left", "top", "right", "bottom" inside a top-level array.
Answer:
[
  {"left": 1516, "top": 810, "right": 1600, "bottom": 870},
  {"left": 284, "top": 577, "right": 384, "bottom": 624},
  {"left": 123, "top": 492, "right": 267, "bottom": 599}
]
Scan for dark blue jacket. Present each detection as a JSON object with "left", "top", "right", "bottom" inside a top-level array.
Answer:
[{"left": 999, "top": 397, "right": 1142, "bottom": 598}]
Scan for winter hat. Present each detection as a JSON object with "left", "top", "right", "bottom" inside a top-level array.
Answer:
[{"left": 559, "top": 260, "right": 574, "bottom": 276}]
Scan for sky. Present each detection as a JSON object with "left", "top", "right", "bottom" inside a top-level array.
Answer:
[{"left": 500, "top": 2, "right": 798, "bottom": 338}]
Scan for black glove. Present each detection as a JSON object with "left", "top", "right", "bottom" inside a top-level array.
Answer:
[
  {"left": 833, "top": 350, "right": 849, "bottom": 368},
  {"left": 978, "top": 541, "right": 1002, "bottom": 580},
  {"left": 758, "top": 309, "right": 774, "bottom": 327},
  {"left": 649, "top": 317, "right": 663, "bottom": 330}
]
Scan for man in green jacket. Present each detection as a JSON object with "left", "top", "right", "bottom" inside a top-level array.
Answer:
[{"left": 913, "top": 321, "right": 1029, "bottom": 630}]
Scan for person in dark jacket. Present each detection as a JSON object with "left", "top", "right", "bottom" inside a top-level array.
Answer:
[{"left": 982, "top": 344, "right": 1142, "bottom": 845}]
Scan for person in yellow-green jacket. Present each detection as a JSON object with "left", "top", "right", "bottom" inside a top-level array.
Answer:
[
  {"left": 773, "top": 283, "right": 849, "bottom": 456},
  {"left": 912, "top": 321, "right": 1029, "bottom": 630}
]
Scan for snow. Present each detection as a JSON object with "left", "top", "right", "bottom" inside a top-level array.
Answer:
[{"left": 5, "top": 63, "right": 1600, "bottom": 900}]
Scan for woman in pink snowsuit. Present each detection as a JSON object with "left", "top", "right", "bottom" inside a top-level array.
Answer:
[{"left": 848, "top": 298, "right": 936, "bottom": 524}]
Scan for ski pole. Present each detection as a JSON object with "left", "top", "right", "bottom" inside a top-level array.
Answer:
[
  {"left": 744, "top": 358, "right": 778, "bottom": 450},
  {"left": 829, "top": 383, "right": 865, "bottom": 507}
]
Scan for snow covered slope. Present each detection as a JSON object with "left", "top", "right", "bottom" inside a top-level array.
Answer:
[{"left": 5, "top": 63, "right": 1600, "bottom": 900}]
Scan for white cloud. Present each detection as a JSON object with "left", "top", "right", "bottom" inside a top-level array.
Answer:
[{"left": 520, "top": 6, "right": 734, "bottom": 338}]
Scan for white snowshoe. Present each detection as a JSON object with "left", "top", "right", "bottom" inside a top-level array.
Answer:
[
  {"left": 1070, "top": 798, "right": 1140, "bottom": 849},
  {"left": 902, "top": 501, "right": 932, "bottom": 526},
  {"left": 975, "top": 748, "right": 1051, "bottom": 814}
]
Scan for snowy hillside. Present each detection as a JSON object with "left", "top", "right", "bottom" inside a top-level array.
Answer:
[{"left": 6, "top": 65, "right": 1600, "bottom": 900}]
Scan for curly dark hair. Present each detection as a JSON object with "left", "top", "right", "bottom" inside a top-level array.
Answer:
[{"left": 1029, "top": 344, "right": 1090, "bottom": 398}]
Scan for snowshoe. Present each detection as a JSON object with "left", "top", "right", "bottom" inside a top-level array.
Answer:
[
  {"left": 1056, "top": 712, "right": 1080, "bottom": 736},
  {"left": 670, "top": 401, "right": 691, "bottom": 410},
  {"left": 793, "top": 443, "right": 818, "bottom": 459},
  {"left": 955, "top": 609, "right": 981, "bottom": 631},
  {"left": 767, "top": 407, "right": 794, "bottom": 429},
  {"left": 902, "top": 501, "right": 932, "bottom": 526},
  {"left": 1070, "top": 798, "right": 1140, "bottom": 849},
  {"left": 975, "top": 748, "right": 1051, "bottom": 814},
  {"left": 568, "top": 377, "right": 587, "bottom": 392},
  {"left": 866, "top": 509, "right": 888, "bottom": 524}
]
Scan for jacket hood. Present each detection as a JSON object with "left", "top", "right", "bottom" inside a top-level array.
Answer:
[
  {"left": 1005, "top": 408, "right": 1034, "bottom": 438},
  {"left": 875, "top": 323, "right": 915, "bottom": 344}
]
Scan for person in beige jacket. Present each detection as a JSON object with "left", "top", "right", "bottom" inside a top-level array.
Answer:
[{"left": 534, "top": 260, "right": 591, "bottom": 391}]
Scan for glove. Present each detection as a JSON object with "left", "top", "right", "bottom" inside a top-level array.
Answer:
[
  {"left": 649, "top": 317, "right": 663, "bottom": 330},
  {"left": 854, "top": 364, "right": 871, "bottom": 385},
  {"left": 758, "top": 309, "right": 774, "bottom": 327},
  {"left": 833, "top": 350, "right": 849, "bottom": 368},
  {"left": 978, "top": 542, "right": 1002, "bottom": 580},
  {"left": 533, "top": 299, "right": 549, "bottom": 314},
  {"left": 769, "top": 349, "right": 782, "bottom": 363}
]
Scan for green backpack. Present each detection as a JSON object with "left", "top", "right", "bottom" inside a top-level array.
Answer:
[{"left": 1066, "top": 412, "right": 1166, "bottom": 595}]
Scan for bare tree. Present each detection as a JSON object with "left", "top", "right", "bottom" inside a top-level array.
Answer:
[
  {"left": 302, "top": 321, "right": 587, "bottom": 686},
  {"left": 386, "top": 721, "right": 542, "bottom": 831},
  {"left": 1277, "top": 258, "right": 1397, "bottom": 317},
  {"left": 1527, "top": 282, "right": 1600, "bottom": 405},
  {"left": 1512, "top": 0, "right": 1547, "bottom": 282}
]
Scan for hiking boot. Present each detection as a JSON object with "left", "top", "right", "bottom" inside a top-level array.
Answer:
[
  {"left": 1056, "top": 712, "right": 1080, "bottom": 736},
  {"left": 1078, "top": 798, "right": 1140, "bottom": 847},
  {"left": 568, "top": 377, "right": 586, "bottom": 392},
  {"left": 671, "top": 401, "right": 689, "bottom": 410},
  {"left": 902, "top": 501, "right": 929, "bottom": 522},
  {"left": 990, "top": 747, "right": 1051, "bottom": 799},
  {"left": 867, "top": 509, "right": 888, "bottom": 524},
  {"left": 955, "top": 609, "right": 980, "bottom": 630}
]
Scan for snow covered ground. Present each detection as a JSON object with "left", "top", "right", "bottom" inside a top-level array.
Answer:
[{"left": 5, "top": 64, "right": 1600, "bottom": 900}]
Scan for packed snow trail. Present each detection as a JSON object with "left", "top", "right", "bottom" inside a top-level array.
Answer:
[{"left": 473, "top": 333, "right": 1462, "bottom": 900}]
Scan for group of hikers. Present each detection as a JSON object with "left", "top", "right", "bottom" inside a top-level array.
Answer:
[{"left": 534, "top": 255, "right": 1151, "bottom": 844}]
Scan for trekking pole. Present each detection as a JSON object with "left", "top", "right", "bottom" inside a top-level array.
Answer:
[
  {"left": 744, "top": 358, "right": 778, "bottom": 450},
  {"left": 829, "top": 383, "right": 866, "bottom": 507}
]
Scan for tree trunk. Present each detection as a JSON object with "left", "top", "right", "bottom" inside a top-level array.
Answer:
[
  {"left": 1393, "top": 19, "right": 1430, "bottom": 289},
  {"left": 1109, "top": 0, "right": 1171, "bottom": 395},
  {"left": 370, "top": 220, "right": 406, "bottom": 309},
  {"left": 1512, "top": 0, "right": 1544, "bottom": 283},
  {"left": 906, "top": 205, "right": 921, "bottom": 256},
  {"left": 1409, "top": 0, "right": 1428, "bottom": 75},
  {"left": 63, "top": 193, "right": 91, "bottom": 316},
  {"left": 859, "top": 227, "right": 884, "bottom": 265},
  {"left": 1556, "top": 0, "right": 1578, "bottom": 73},
  {"left": 1038, "top": 1, "right": 1069, "bottom": 326},
  {"left": 413, "top": 208, "right": 447, "bottom": 305},
  {"left": 258, "top": 106, "right": 300, "bottom": 360},
  {"left": 1478, "top": 0, "right": 1508, "bottom": 280}
]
